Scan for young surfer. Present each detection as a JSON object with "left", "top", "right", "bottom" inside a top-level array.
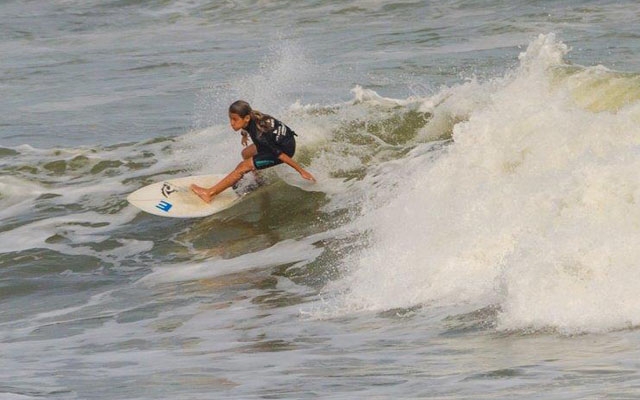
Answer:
[{"left": 191, "top": 100, "right": 316, "bottom": 203}]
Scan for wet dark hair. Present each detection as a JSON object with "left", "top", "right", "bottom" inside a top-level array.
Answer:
[{"left": 229, "top": 100, "right": 274, "bottom": 133}]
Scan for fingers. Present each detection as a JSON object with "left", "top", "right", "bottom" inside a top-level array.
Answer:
[{"left": 301, "top": 172, "right": 316, "bottom": 182}]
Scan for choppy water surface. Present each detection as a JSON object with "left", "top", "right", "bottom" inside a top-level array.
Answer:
[{"left": 3, "top": 1, "right": 640, "bottom": 399}]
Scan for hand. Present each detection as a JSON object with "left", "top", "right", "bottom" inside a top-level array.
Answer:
[
  {"left": 241, "top": 133, "right": 249, "bottom": 147},
  {"left": 299, "top": 169, "right": 316, "bottom": 183}
]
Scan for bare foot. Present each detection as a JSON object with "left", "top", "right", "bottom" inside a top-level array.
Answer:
[{"left": 190, "top": 184, "right": 214, "bottom": 203}]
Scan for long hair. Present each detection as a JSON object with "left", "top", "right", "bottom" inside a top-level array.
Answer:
[{"left": 228, "top": 100, "right": 274, "bottom": 133}]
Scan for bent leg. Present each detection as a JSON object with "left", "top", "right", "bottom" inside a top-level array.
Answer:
[
  {"left": 191, "top": 158, "right": 255, "bottom": 203},
  {"left": 241, "top": 144, "right": 257, "bottom": 160},
  {"left": 242, "top": 144, "right": 264, "bottom": 182}
]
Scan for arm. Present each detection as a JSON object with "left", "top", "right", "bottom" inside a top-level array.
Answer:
[
  {"left": 278, "top": 153, "right": 316, "bottom": 182},
  {"left": 241, "top": 131, "right": 249, "bottom": 147}
]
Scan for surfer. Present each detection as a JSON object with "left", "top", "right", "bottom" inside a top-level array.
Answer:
[{"left": 191, "top": 100, "right": 316, "bottom": 203}]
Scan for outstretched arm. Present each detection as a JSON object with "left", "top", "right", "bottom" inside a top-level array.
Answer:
[{"left": 278, "top": 153, "right": 316, "bottom": 182}]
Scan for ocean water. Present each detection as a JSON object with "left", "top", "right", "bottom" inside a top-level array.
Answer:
[{"left": 3, "top": 1, "right": 640, "bottom": 398}]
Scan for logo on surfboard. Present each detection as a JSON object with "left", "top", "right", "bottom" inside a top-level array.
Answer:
[
  {"left": 161, "top": 183, "right": 177, "bottom": 198},
  {"left": 156, "top": 200, "right": 173, "bottom": 212}
]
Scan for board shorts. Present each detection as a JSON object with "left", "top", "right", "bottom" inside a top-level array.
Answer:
[{"left": 252, "top": 137, "right": 296, "bottom": 170}]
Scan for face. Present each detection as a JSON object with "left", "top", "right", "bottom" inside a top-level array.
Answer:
[{"left": 229, "top": 112, "right": 250, "bottom": 131}]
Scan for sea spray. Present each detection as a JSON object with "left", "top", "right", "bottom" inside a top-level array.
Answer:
[{"left": 331, "top": 33, "right": 640, "bottom": 333}]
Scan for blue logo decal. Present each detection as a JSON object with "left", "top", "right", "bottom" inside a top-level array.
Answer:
[{"left": 156, "top": 200, "right": 173, "bottom": 212}]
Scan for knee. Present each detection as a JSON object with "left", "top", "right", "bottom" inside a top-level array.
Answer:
[
  {"left": 234, "top": 159, "right": 254, "bottom": 175},
  {"left": 241, "top": 145, "right": 256, "bottom": 160}
]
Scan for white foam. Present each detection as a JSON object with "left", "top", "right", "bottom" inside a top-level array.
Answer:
[
  {"left": 0, "top": 176, "right": 45, "bottom": 217},
  {"left": 29, "top": 289, "right": 117, "bottom": 322},
  {"left": 330, "top": 34, "right": 640, "bottom": 333},
  {"left": 0, "top": 210, "right": 147, "bottom": 260},
  {"left": 139, "top": 239, "right": 323, "bottom": 285}
]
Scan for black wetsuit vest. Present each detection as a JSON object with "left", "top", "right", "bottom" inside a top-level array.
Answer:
[{"left": 243, "top": 117, "right": 296, "bottom": 158}]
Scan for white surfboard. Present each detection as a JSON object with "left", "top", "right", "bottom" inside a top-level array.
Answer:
[{"left": 127, "top": 174, "right": 245, "bottom": 218}]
